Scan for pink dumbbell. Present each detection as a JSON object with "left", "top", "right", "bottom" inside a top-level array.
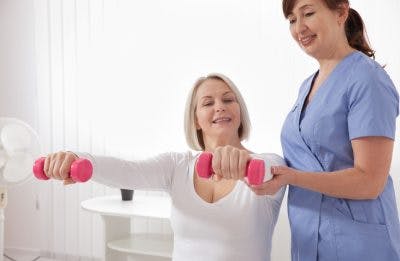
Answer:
[
  {"left": 33, "top": 157, "right": 93, "bottom": 182},
  {"left": 195, "top": 152, "right": 265, "bottom": 185}
]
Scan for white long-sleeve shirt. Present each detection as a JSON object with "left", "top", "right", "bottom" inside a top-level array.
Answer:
[{"left": 80, "top": 151, "right": 286, "bottom": 261}]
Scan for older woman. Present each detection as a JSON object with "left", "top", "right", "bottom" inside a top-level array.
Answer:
[{"left": 43, "top": 73, "right": 286, "bottom": 261}]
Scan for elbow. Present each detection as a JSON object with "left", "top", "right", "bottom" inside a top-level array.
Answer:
[
  {"left": 367, "top": 185, "right": 385, "bottom": 200},
  {"left": 364, "top": 178, "right": 387, "bottom": 200},
  {"left": 357, "top": 168, "right": 389, "bottom": 200},
  {"left": 365, "top": 191, "right": 380, "bottom": 200}
]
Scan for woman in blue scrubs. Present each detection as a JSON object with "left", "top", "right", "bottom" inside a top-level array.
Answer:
[
  {"left": 257, "top": 0, "right": 400, "bottom": 260},
  {"left": 210, "top": 0, "right": 400, "bottom": 260}
]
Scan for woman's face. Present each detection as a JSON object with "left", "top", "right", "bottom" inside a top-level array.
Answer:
[
  {"left": 287, "top": 0, "right": 347, "bottom": 59},
  {"left": 195, "top": 79, "right": 241, "bottom": 145}
]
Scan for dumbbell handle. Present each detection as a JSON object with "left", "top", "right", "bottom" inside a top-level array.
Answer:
[
  {"left": 33, "top": 157, "right": 93, "bottom": 182},
  {"left": 195, "top": 152, "right": 265, "bottom": 185}
]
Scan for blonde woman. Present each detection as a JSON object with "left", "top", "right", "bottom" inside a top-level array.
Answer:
[{"left": 43, "top": 73, "right": 286, "bottom": 261}]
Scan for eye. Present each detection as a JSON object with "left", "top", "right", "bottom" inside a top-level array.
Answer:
[
  {"left": 202, "top": 101, "right": 213, "bottom": 107},
  {"left": 223, "top": 98, "right": 234, "bottom": 103},
  {"left": 305, "top": 12, "right": 315, "bottom": 17},
  {"left": 289, "top": 18, "right": 296, "bottom": 24}
]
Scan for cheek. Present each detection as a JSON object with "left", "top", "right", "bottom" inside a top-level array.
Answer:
[
  {"left": 195, "top": 110, "right": 207, "bottom": 127},
  {"left": 290, "top": 27, "right": 298, "bottom": 41},
  {"left": 233, "top": 106, "right": 241, "bottom": 123}
]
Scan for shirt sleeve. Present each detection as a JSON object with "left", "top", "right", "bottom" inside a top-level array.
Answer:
[
  {"left": 347, "top": 68, "right": 399, "bottom": 140},
  {"left": 76, "top": 151, "right": 188, "bottom": 193}
]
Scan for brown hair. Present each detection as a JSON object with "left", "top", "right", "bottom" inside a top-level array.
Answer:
[{"left": 282, "top": 0, "right": 375, "bottom": 59}]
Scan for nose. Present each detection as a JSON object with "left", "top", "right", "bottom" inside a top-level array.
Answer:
[
  {"left": 295, "top": 18, "right": 307, "bottom": 35},
  {"left": 215, "top": 100, "right": 226, "bottom": 112}
]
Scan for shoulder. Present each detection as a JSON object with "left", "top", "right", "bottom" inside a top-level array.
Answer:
[
  {"left": 346, "top": 52, "right": 398, "bottom": 99},
  {"left": 348, "top": 52, "right": 394, "bottom": 86},
  {"left": 252, "top": 153, "right": 287, "bottom": 166}
]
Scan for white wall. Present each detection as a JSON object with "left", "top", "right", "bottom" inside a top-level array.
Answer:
[
  {"left": 0, "top": 0, "right": 42, "bottom": 253},
  {"left": 0, "top": 0, "right": 399, "bottom": 260}
]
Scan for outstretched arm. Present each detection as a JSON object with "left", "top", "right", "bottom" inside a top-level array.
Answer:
[{"left": 44, "top": 151, "right": 182, "bottom": 192}]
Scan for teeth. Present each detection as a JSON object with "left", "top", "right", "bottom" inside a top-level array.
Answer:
[
  {"left": 299, "top": 35, "right": 315, "bottom": 45},
  {"left": 213, "top": 117, "right": 231, "bottom": 123}
]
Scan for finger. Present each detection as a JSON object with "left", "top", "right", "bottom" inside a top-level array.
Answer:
[
  {"left": 60, "top": 152, "right": 78, "bottom": 180},
  {"left": 250, "top": 179, "right": 275, "bottom": 190},
  {"left": 52, "top": 152, "right": 66, "bottom": 180},
  {"left": 212, "top": 174, "right": 223, "bottom": 182},
  {"left": 229, "top": 149, "right": 239, "bottom": 180},
  {"left": 44, "top": 154, "right": 52, "bottom": 178},
  {"left": 48, "top": 153, "right": 57, "bottom": 179},
  {"left": 220, "top": 146, "right": 232, "bottom": 179},
  {"left": 238, "top": 150, "right": 249, "bottom": 180},
  {"left": 63, "top": 177, "right": 76, "bottom": 185},
  {"left": 212, "top": 148, "right": 222, "bottom": 177},
  {"left": 271, "top": 166, "right": 287, "bottom": 175},
  {"left": 251, "top": 184, "right": 276, "bottom": 195},
  {"left": 250, "top": 187, "right": 268, "bottom": 196},
  {"left": 214, "top": 174, "right": 223, "bottom": 182}
]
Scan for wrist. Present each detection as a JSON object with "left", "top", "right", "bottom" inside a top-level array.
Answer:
[{"left": 287, "top": 169, "right": 299, "bottom": 185}]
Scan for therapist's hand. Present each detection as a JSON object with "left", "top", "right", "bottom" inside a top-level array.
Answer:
[
  {"left": 249, "top": 166, "right": 298, "bottom": 195},
  {"left": 211, "top": 145, "right": 251, "bottom": 181}
]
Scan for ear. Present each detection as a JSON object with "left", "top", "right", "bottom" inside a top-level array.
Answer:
[
  {"left": 195, "top": 117, "right": 201, "bottom": 130},
  {"left": 337, "top": 3, "right": 350, "bottom": 25}
]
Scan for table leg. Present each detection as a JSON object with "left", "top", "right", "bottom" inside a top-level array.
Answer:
[{"left": 101, "top": 215, "right": 130, "bottom": 261}]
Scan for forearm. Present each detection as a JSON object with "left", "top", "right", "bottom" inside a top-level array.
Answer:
[{"left": 290, "top": 167, "right": 387, "bottom": 200}]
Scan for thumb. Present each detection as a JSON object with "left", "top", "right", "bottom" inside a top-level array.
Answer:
[
  {"left": 212, "top": 174, "right": 223, "bottom": 182},
  {"left": 63, "top": 178, "right": 76, "bottom": 186},
  {"left": 271, "top": 166, "right": 285, "bottom": 175}
]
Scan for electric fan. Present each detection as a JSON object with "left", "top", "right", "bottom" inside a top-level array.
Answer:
[{"left": 0, "top": 117, "right": 40, "bottom": 261}]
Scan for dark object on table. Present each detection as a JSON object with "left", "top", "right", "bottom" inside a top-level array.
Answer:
[{"left": 120, "top": 189, "right": 134, "bottom": 201}]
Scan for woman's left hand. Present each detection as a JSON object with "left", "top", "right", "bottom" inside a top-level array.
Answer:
[{"left": 249, "top": 165, "right": 299, "bottom": 195}]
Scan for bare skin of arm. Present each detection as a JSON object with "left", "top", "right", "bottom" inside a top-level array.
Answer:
[{"left": 251, "top": 137, "right": 393, "bottom": 200}]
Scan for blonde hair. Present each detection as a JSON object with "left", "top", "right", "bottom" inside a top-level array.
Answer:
[{"left": 184, "top": 73, "right": 251, "bottom": 151}]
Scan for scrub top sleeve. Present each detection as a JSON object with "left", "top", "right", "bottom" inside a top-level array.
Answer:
[{"left": 347, "top": 73, "right": 399, "bottom": 140}]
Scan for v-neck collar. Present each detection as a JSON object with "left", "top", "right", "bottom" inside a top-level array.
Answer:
[
  {"left": 297, "top": 51, "right": 359, "bottom": 128},
  {"left": 189, "top": 153, "right": 241, "bottom": 207}
]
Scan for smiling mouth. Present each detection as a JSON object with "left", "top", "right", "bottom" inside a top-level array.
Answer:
[
  {"left": 299, "top": 35, "right": 317, "bottom": 46},
  {"left": 212, "top": 117, "right": 231, "bottom": 124}
]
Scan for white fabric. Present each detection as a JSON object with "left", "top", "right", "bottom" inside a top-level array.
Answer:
[{"left": 80, "top": 151, "right": 286, "bottom": 261}]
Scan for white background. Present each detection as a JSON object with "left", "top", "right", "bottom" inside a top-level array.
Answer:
[{"left": 0, "top": 0, "right": 399, "bottom": 260}]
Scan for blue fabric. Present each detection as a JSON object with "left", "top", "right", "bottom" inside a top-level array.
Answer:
[{"left": 281, "top": 51, "right": 400, "bottom": 261}]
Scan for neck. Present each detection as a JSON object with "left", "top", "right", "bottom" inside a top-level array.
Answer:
[
  {"left": 203, "top": 137, "right": 245, "bottom": 152},
  {"left": 317, "top": 45, "right": 355, "bottom": 75}
]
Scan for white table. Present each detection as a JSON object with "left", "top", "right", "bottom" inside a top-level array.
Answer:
[{"left": 81, "top": 195, "right": 173, "bottom": 261}]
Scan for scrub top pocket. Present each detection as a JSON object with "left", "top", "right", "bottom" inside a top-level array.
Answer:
[{"left": 329, "top": 204, "right": 398, "bottom": 261}]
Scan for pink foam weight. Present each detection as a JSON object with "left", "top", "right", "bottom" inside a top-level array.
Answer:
[
  {"left": 195, "top": 152, "right": 265, "bottom": 185},
  {"left": 70, "top": 158, "right": 93, "bottom": 182},
  {"left": 247, "top": 159, "right": 265, "bottom": 185},
  {"left": 33, "top": 157, "right": 92, "bottom": 182},
  {"left": 196, "top": 152, "right": 213, "bottom": 178},
  {"left": 33, "top": 157, "right": 49, "bottom": 180}
]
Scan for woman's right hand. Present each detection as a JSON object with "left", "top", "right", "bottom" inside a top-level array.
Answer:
[
  {"left": 44, "top": 151, "right": 79, "bottom": 185},
  {"left": 211, "top": 145, "right": 251, "bottom": 181}
]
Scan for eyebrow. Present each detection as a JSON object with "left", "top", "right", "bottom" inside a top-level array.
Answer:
[
  {"left": 288, "top": 4, "right": 314, "bottom": 16},
  {"left": 299, "top": 4, "right": 314, "bottom": 10},
  {"left": 199, "top": 91, "right": 234, "bottom": 100}
]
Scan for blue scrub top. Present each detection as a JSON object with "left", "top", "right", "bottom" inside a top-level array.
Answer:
[{"left": 281, "top": 51, "right": 400, "bottom": 261}]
